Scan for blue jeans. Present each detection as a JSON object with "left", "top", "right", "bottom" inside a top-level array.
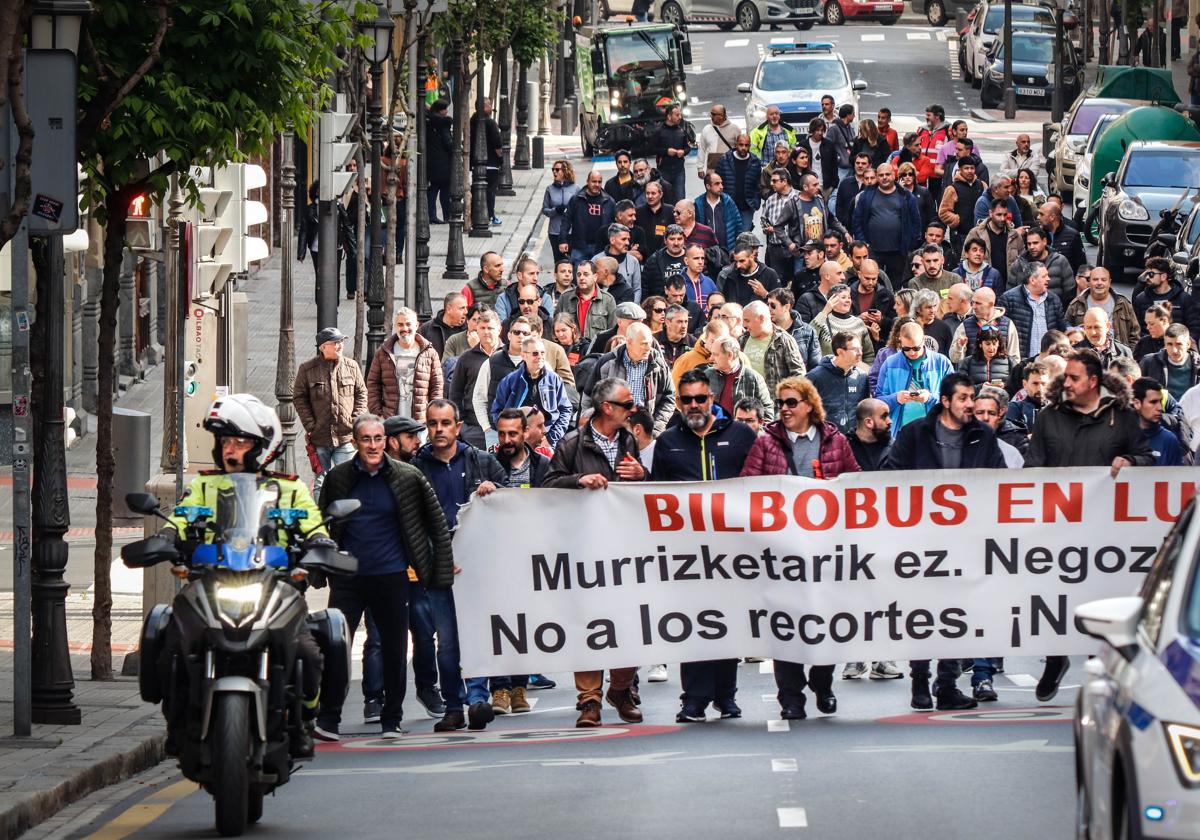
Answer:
[
  {"left": 738, "top": 206, "right": 755, "bottom": 233},
  {"left": 313, "top": 442, "right": 354, "bottom": 497},
  {"left": 465, "top": 675, "right": 529, "bottom": 704},
  {"left": 362, "top": 610, "right": 383, "bottom": 702},
  {"left": 662, "top": 169, "right": 687, "bottom": 204},
  {"left": 408, "top": 586, "right": 465, "bottom": 712}
]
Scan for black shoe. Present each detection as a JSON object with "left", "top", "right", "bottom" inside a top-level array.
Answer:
[
  {"left": 292, "top": 722, "right": 315, "bottom": 760},
  {"left": 164, "top": 729, "right": 181, "bottom": 757},
  {"left": 714, "top": 699, "right": 741, "bottom": 719},
  {"left": 434, "top": 711, "right": 466, "bottom": 732},
  {"left": 675, "top": 704, "right": 706, "bottom": 722},
  {"left": 935, "top": 687, "right": 978, "bottom": 711},
  {"left": 973, "top": 680, "right": 998, "bottom": 702},
  {"left": 363, "top": 699, "right": 382, "bottom": 724},
  {"left": 994, "top": 658, "right": 1004, "bottom": 673},
  {"left": 416, "top": 686, "right": 446, "bottom": 718},
  {"left": 911, "top": 676, "right": 933, "bottom": 711},
  {"left": 1036, "top": 657, "right": 1069, "bottom": 702},
  {"left": 780, "top": 705, "right": 807, "bottom": 721},
  {"left": 527, "top": 674, "right": 557, "bottom": 690},
  {"left": 467, "top": 700, "right": 495, "bottom": 731},
  {"left": 815, "top": 691, "right": 837, "bottom": 715}
]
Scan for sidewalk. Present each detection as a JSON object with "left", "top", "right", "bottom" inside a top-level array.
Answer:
[{"left": 0, "top": 155, "right": 562, "bottom": 837}]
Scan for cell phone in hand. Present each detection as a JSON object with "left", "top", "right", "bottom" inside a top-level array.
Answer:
[{"left": 908, "top": 390, "right": 920, "bottom": 398}]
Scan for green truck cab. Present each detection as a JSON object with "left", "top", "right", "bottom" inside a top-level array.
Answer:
[{"left": 575, "top": 19, "right": 693, "bottom": 157}]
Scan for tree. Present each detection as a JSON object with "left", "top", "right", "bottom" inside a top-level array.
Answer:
[
  {"left": 77, "top": 0, "right": 364, "bottom": 678},
  {"left": 0, "top": 0, "right": 34, "bottom": 252}
]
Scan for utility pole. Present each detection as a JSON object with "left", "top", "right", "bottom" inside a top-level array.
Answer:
[
  {"left": 11, "top": 219, "right": 32, "bottom": 737},
  {"left": 275, "top": 127, "right": 298, "bottom": 474}
]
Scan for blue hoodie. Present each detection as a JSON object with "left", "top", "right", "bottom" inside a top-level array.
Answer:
[{"left": 1142, "top": 422, "right": 1185, "bottom": 466}]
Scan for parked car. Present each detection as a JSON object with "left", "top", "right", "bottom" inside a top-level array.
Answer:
[
  {"left": 1071, "top": 112, "right": 1120, "bottom": 228},
  {"left": 738, "top": 42, "right": 865, "bottom": 132},
  {"left": 1050, "top": 97, "right": 1144, "bottom": 197},
  {"left": 1074, "top": 496, "right": 1200, "bottom": 840},
  {"left": 978, "top": 30, "right": 1082, "bottom": 111},
  {"left": 1097, "top": 141, "right": 1200, "bottom": 277},
  {"left": 821, "top": 0, "right": 905, "bottom": 26},
  {"left": 959, "top": 0, "right": 1072, "bottom": 87},
  {"left": 601, "top": 0, "right": 821, "bottom": 30},
  {"left": 913, "top": 0, "right": 974, "bottom": 26}
]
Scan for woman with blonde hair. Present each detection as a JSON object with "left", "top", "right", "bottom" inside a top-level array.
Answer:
[
  {"left": 542, "top": 159, "right": 579, "bottom": 258},
  {"left": 852, "top": 119, "right": 890, "bottom": 168}
]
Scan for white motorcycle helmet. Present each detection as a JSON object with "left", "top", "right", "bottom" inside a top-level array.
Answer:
[{"left": 203, "top": 394, "right": 283, "bottom": 472}]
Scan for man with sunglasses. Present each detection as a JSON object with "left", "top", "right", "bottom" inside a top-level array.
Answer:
[
  {"left": 652, "top": 369, "right": 758, "bottom": 723},
  {"left": 1132, "top": 256, "right": 1200, "bottom": 339},
  {"left": 761, "top": 169, "right": 802, "bottom": 287},
  {"left": 545, "top": 378, "right": 647, "bottom": 728},
  {"left": 874, "top": 321, "right": 955, "bottom": 438},
  {"left": 490, "top": 336, "right": 572, "bottom": 448}
]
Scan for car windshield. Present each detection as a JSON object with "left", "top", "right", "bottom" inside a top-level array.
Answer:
[
  {"left": 1069, "top": 101, "right": 1134, "bottom": 136},
  {"left": 1185, "top": 550, "right": 1200, "bottom": 640},
  {"left": 1085, "top": 115, "right": 1117, "bottom": 154},
  {"left": 998, "top": 36, "right": 1054, "bottom": 64},
  {"left": 1123, "top": 150, "right": 1200, "bottom": 189},
  {"left": 983, "top": 4, "right": 1054, "bottom": 33},
  {"left": 757, "top": 57, "right": 848, "bottom": 92}
]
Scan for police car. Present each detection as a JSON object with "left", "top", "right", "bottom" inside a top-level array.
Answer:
[
  {"left": 736, "top": 41, "right": 865, "bottom": 132},
  {"left": 1073, "top": 497, "right": 1200, "bottom": 840}
]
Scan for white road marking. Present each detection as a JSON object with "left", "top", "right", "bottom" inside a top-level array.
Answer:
[
  {"left": 762, "top": 693, "right": 776, "bottom": 703},
  {"left": 937, "top": 29, "right": 948, "bottom": 41},
  {"left": 759, "top": 659, "right": 775, "bottom": 674},
  {"left": 1006, "top": 673, "right": 1038, "bottom": 687},
  {"left": 907, "top": 31, "right": 931, "bottom": 39},
  {"left": 850, "top": 739, "right": 1071, "bottom": 754},
  {"left": 767, "top": 719, "right": 790, "bottom": 732},
  {"left": 861, "top": 34, "right": 885, "bottom": 42},
  {"left": 770, "top": 36, "right": 792, "bottom": 44},
  {"left": 772, "top": 758, "right": 799, "bottom": 772},
  {"left": 777, "top": 807, "right": 808, "bottom": 828},
  {"left": 725, "top": 38, "right": 749, "bottom": 47}
]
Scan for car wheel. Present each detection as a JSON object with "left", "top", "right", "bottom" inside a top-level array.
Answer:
[
  {"left": 580, "top": 118, "right": 595, "bottom": 159},
  {"left": 926, "top": 0, "right": 946, "bottom": 26},
  {"left": 793, "top": 20, "right": 815, "bottom": 28},
  {"left": 880, "top": 15, "right": 899, "bottom": 24},
  {"left": 660, "top": 0, "right": 684, "bottom": 27},
  {"left": 736, "top": 1, "right": 762, "bottom": 30},
  {"left": 1111, "top": 765, "right": 1134, "bottom": 840},
  {"left": 823, "top": 1, "right": 844, "bottom": 25}
]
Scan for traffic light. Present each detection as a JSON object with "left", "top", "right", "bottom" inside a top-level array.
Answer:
[
  {"left": 213, "top": 163, "right": 269, "bottom": 273},
  {"left": 126, "top": 190, "right": 159, "bottom": 251},
  {"left": 183, "top": 360, "right": 199, "bottom": 397},
  {"left": 188, "top": 169, "right": 234, "bottom": 300},
  {"left": 318, "top": 97, "right": 357, "bottom": 202}
]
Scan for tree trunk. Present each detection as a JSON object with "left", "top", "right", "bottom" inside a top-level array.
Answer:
[{"left": 91, "top": 193, "right": 128, "bottom": 680}]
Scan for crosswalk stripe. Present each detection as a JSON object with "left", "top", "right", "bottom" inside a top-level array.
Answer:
[
  {"left": 772, "top": 758, "right": 799, "bottom": 772},
  {"left": 1006, "top": 673, "right": 1038, "bottom": 687},
  {"left": 759, "top": 659, "right": 775, "bottom": 674},
  {"left": 907, "top": 31, "right": 931, "bottom": 39},
  {"left": 767, "top": 719, "right": 790, "bottom": 732},
  {"left": 777, "top": 807, "right": 809, "bottom": 828},
  {"left": 861, "top": 33, "right": 885, "bottom": 41},
  {"left": 725, "top": 38, "right": 749, "bottom": 47}
]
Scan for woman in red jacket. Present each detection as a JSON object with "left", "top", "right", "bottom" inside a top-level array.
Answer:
[{"left": 740, "top": 376, "right": 859, "bottom": 722}]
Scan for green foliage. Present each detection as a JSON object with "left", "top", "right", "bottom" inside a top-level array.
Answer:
[
  {"left": 431, "top": 0, "right": 559, "bottom": 65},
  {"left": 79, "top": 0, "right": 373, "bottom": 215}
]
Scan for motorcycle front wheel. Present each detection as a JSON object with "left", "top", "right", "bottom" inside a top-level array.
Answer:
[{"left": 213, "top": 693, "right": 251, "bottom": 837}]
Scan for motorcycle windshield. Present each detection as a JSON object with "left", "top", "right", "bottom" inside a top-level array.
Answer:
[{"left": 209, "top": 473, "right": 283, "bottom": 572}]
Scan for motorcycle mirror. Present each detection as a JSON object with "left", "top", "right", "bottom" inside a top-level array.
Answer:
[
  {"left": 120, "top": 535, "right": 180, "bottom": 569},
  {"left": 126, "top": 492, "right": 167, "bottom": 519},
  {"left": 1158, "top": 233, "right": 1178, "bottom": 247},
  {"left": 1174, "top": 253, "right": 1190, "bottom": 266},
  {"left": 323, "top": 499, "right": 361, "bottom": 524}
]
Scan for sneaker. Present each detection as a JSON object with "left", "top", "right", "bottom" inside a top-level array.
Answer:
[
  {"left": 841, "top": 662, "right": 867, "bottom": 680},
  {"left": 675, "top": 705, "right": 707, "bottom": 723},
  {"left": 381, "top": 723, "right": 406, "bottom": 739},
  {"left": 935, "top": 687, "right": 978, "bottom": 711},
  {"left": 416, "top": 686, "right": 446, "bottom": 718},
  {"left": 509, "top": 686, "right": 531, "bottom": 713},
  {"left": 363, "top": 699, "right": 382, "bottom": 724},
  {"left": 1036, "top": 657, "right": 1070, "bottom": 702},
  {"left": 576, "top": 700, "right": 602, "bottom": 727},
  {"left": 973, "top": 680, "right": 998, "bottom": 702},
  {"left": 714, "top": 698, "right": 742, "bottom": 719},
  {"left": 910, "top": 677, "right": 933, "bottom": 712},
  {"left": 467, "top": 701, "right": 495, "bottom": 731},
  {"left": 313, "top": 723, "right": 340, "bottom": 742},
  {"left": 433, "top": 711, "right": 466, "bottom": 732},
  {"left": 646, "top": 664, "right": 668, "bottom": 682},
  {"left": 780, "top": 704, "right": 806, "bottom": 721},
  {"left": 491, "top": 688, "right": 512, "bottom": 715},
  {"left": 869, "top": 661, "right": 903, "bottom": 680},
  {"left": 527, "top": 674, "right": 557, "bottom": 690},
  {"left": 491, "top": 216, "right": 502, "bottom": 226}
]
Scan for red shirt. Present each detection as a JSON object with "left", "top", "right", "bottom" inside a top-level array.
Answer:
[{"left": 576, "top": 293, "right": 596, "bottom": 334}]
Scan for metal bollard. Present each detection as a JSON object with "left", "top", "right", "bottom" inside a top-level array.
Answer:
[
  {"left": 532, "top": 136, "right": 545, "bottom": 169},
  {"left": 560, "top": 100, "right": 577, "bottom": 137},
  {"left": 112, "top": 407, "right": 151, "bottom": 520}
]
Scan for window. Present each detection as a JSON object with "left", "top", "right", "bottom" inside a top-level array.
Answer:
[
  {"left": 1141, "top": 504, "right": 1192, "bottom": 646},
  {"left": 1123, "top": 150, "right": 1200, "bottom": 190},
  {"left": 757, "top": 58, "right": 848, "bottom": 93}
]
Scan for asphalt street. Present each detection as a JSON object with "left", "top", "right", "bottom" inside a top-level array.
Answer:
[{"left": 48, "top": 656, "right": 1078, "bottom": 839}]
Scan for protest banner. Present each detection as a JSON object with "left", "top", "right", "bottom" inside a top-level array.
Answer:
[{"left": 451, "top": 468, "right": 1195, "bottom": 677}]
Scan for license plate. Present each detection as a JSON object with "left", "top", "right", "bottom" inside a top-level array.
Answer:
[
  {"left": 1016, "top": 86, "right": 1045, "bottom": 96},
  {"left": 874, "top": 3, "right": 892, "bottom": 9}
]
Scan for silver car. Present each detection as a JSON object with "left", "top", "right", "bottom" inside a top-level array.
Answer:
[
  {"left": 737, "top": 42, "right": 865, "bottom": 132},
  {"left": 601, "top": 0, "right": 820, "bottom": 30}
]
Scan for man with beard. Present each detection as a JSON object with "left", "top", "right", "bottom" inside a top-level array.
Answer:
[{"left": 384, "top": 415, "right": 424, "bottom": 462}]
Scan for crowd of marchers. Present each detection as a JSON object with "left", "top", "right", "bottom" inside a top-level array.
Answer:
[{"left": 289, "top": 100, "right": 1198, "bottom": 737}]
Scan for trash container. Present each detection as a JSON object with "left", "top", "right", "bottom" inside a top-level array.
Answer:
[{"left": 113, "top": 407, "right": 151, "bottom": 520}]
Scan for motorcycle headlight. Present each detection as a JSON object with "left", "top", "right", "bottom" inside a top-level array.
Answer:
[
  {"left": 216, "top": 581, "right": 264, "bottom": 627},
  {"left": 1118, "top": 199, "right": 1149, "bottom": 221},
  {"left": 673, "top": 83, "right": 687, "bottom": 105},
  {"left": 1165, "top": 722, "right": 1200, "bottom": 787}
]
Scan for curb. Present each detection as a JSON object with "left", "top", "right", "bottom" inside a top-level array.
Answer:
[{"left": 2, "top": 732, "right": 166, "bottom": 840}]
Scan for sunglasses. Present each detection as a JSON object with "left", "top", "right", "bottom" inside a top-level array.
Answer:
[
  {"left": 678, "top": 394, "right": 711, "bottom": 405},
  {"left": 519, "top": 298, "right": 539, "bottom": 305},
  {"left": 775, "top": 397, "right": 803, "bottom": 409},
  {"left": 510, "top": 330, "right": 531, "bottom": 337},
  {"left": 604, "top": 399, "right": 636, "bottom": 411},
  {"left": 552, "top": 165, "right": 564, "bottom": 171},
  {"left": 901, "top": 345, "right": 923, "bottom": 353},
  {"left": 652, "top": 307, "right": 666, "bottom": 314}
]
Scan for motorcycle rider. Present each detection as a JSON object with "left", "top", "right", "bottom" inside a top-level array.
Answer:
[{"left": 161, "top": 394, "right": 332, "bottom": 760}]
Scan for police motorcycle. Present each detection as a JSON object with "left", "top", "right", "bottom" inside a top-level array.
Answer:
[{"left": 122, "top": 468, "right": 358, "bottom": 836}]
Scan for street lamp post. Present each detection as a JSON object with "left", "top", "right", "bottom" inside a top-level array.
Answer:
[
  {"left": 28, "top": 0, "right": 89, "bottom": 727},
  {"left": 1002, "top": 0, "right": 1016, "bottom": 119},
  {"left": 361, "top": 3, "right": 394, "bottom": 365},
  {"left": 469, "top": 46, "right": 493, "bottom": 237},
  {"left": 274, "top": 126, "right": 297, "bottom": 475},
  {"left": 1051, "top": 0, "right": 1066, "bottom": 124},
  {"left": 415, "top": 38, "right": 432, "bottom": 319},
  {"left": 497, "top": 47, "right": 516, "bottom": 197},
  {"left": 515, "top": 61, "right": 532, "bottom": 169},
  {"left": 444, "top": 38, "right": 468, "bottom": 280}
]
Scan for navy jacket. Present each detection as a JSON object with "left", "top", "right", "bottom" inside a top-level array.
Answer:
[
  {"left": 851, "top": 186, "right": 922, "bottom": 254},
  {"left": 806, "top": 356, "right": 868, "bottom": 436},
  {"left": 715, "top": 150, "right": 764, "bottom": 211},
  {"left": 883, "top": 407, "right": 1006, "bottom": 470},
  {"left": 650, "top": 415, "right": 758, "bottom": 481}
]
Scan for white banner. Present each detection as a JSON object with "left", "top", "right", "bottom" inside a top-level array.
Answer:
[{"left": 451, "top": 469, "right": 1196, "bottom": 677}]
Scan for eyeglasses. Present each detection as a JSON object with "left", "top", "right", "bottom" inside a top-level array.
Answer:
[
  {"left": 510, "top": 329, "right": 531, "bottom": 337},
  {"left": 678, "top": 394, "right": 711, "bottom": 405},
  {"left": 552, "top": 165, "right": 564, "bottom": 172},
  {"left": 519, "top": 298, "right": 539, "bottom": 305},
  {"left": 901, "top": 345, "right": 923, "bottom": 353},
  {"left": 604, "top": 399, "right": 636, "bottom": 411},
  {"left": 775, "top": 397, "right": 803, "bottom": 409},
  {"left": 652, "top": 307, "right": 666, "bottom": 314},
  {"left": 673, "top": 209, "right": 685, "bottom": 214},
  {"left": 899, "top": 172, "right": 914, "bottom": 178}
]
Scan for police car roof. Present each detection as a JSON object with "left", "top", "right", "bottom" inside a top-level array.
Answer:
[{"left": 767, "top": 41, "right": 835, "bottom": 56}]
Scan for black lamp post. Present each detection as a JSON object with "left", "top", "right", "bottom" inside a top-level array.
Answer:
[
  {"left": 444, "top": 38, "right": 468, "bottom": 280},
  {"left": 469, "top": 45, "right": 492, "bottom": 237},
  {"left": 1051, "top": 0, "right": 1066, "bottom": 124},
  {"left": 29, "top": 0, "right": 90, "bottom": 727},
  {"left": 497, "top": 46, "right": 515, "bottom": 197},
  {"left": 514, "top": 61, "right": 531, "bottom": 170},
  {"left": 415, "top": 38, "right": 432, "bottom": 319},
  {"left": 361, "top": 2, "right": 394, "bottom": 365},
  {"left": 1002, "top": 0, "right": 1016, "bottom": 119}
]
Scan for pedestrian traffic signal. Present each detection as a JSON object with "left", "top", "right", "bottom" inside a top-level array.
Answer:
[
  {"left": 183, "top": 361, "right": 199, "bottom": 397},
  {"left": 213, "top": 163, "right": 269, "bottom": 273},
  {"left": 126, "top": 190, "right": 158, "bottom": 251},
  {"left": 187, "top": 171, "right": 234, "bottom": 300},
  {"left": 318, "top": 99, "right": 358, "bottom": 202}
]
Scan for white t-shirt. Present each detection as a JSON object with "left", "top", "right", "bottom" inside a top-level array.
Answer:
[{"left": 392, "top": 344, "right": 420, "bottom": 418}]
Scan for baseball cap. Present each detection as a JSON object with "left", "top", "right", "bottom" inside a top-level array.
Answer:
[
  {"left": 383, "top": 415, "right": 424, "bottom": 437},
  {"left": 316, "top": 327, "right": 347, "bottom": 346},
  {"left": 615, "top": 302, "right": 647, "bottom": 321}
]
